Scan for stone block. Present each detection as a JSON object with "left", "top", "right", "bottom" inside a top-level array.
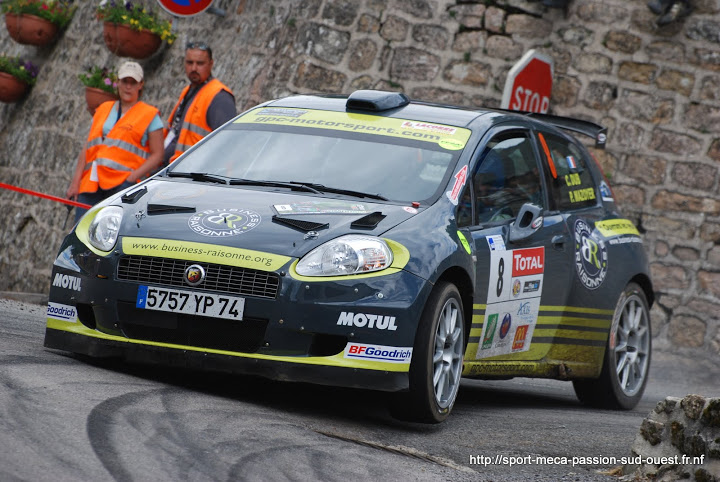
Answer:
[
  {"left": 692, "top": 48, "right": 720, "bottom": 72},
  {"left": 357, "top": 14, "right": 381, "bottom": 33},
  {"left": 652, "top": 263, "right": 690, "bottom": 291},
  {"left": 618, "top": 61, "right": 658, "bottom": 84},
  {"left": 669, "top": 315, "right": 707, "bottom": 347},
  {"left": 294, "top": 63, "right": 347, "bottom": 93},
  {"left": 682, "top": 394, "right": 707, "bottom": 420},
  {"left": 576, "top": 3, "right": 629, "bottom": 24},
  {"left": 613, "top": 184, "right": 645, "bottom": 207},
  {"left": 700, "top": 75, "right": 720, "bottom": 101},
  {"left": 380, "top": 15, "right": 409, "bottom": 42},
  {"left": 410, "top": 87, "right": 465, "bottom": 105},
  {"left": 603, "top": 31, "right": 641, "bottom": 54},
  {"left": 699, "top": 271, "right": 720, "bottom": 298},
  {"left": 640, "top": 418, "right": 665, "bottom": 445},
  {"left": 484, "top": 6, "right": 505, "bottom": 34},
  {"left": 397, "top": 0, "right": 435, "bottom": 19},
  {"left": 348, "top": 39, "right": 378, "bottom": 72},
  {"left": 671, "top": 246, "right": 699, "bottom": 262},
  {"left": 652, "top": 190, "right": 720, "bottom": 214},
  {"left": 505, "top": 14, "right": 552, "bottom": 38},
  {"left": 671, "top": 162, "right": 717, "bottom": 190},
  {"left": 573, "top": 53, "right": 612, "bottom": 74},
  {"left": 321, "top": 0, "right": 358, "bottom": 26},
  {"left": 412, "top": 25, "right": 449, "bottom": 50},
  {"left": 449, "top": 3, "right": 486, "bottom": 29},
  {"left": 686, "top": 103, "right": 720, "bottom": 134},
  {"left": 686, "top": 18, "right": 720, "bottom": 45},
  {"left": 656, "top": 70, "right": 695, "bottom": 97},
  {"left": 700, "top": 223, "right": 720, "bottom": 243},
  {"left": 296, "top": 23, "right": 350, "bottom": 64},
  {"left": 582, "top": 81, "right": 617, "bottom": 110},
  {"left": 649, "top": 129, "right": 702, "bottom": 156},
  {"left": 617, "top": 90, "right": 673, "bottom": 124},
  {"left": 646, "top": 41, "right": 686, "bottom": 63},
  {"left": 443, "top": 60, "right": 492, "bottom": 87},
  {"left": 558, "top": 26, "right": 594, "bottom": 48},
  {"left": 614, "top": 123, "right": 646, "bottom": 149},
  {"left": 390, "top": 47, "right": 440, "bottom": 81},
  {"left": 623, "top": 154, "right": 666, "bottom": 185},
  {"left": 484, "top": 35, "right": 523, "bottom": 61},
  {"left": 452, "top": 31, "right": 486, "bottom": 52},
  {"left": 702, "top": 399, "right": 720, "bottom": 427}
]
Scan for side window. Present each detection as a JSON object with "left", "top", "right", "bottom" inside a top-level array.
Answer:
[
  {"left": 460, "top": 131, "right": 543, "bottom": 225},
  {"left": 538, "top": 132, "right": 597, "bottom": 211}
]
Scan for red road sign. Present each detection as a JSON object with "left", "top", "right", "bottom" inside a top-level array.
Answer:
[
  {"left": 156, "top": 0, "right": 214, "bottom": 17},
  {"left": 501, "top": 50, "right": 554, "bottom": 114}
]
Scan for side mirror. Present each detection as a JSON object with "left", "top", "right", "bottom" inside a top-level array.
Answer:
[{"left": 508, "top": 203, "right": 543, "bottom": 242}]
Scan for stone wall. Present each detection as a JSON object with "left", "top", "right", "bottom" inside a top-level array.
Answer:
[
  {"left": 625, "top": 395, "right": 720, "bottom": 480},
  {"left": 0, "top": 0, "right": 719, "bottom": 354}
]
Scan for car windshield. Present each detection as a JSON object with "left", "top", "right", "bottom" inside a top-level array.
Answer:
[{"left": 169, "top": 124, "right": 463, "bottom": 204}]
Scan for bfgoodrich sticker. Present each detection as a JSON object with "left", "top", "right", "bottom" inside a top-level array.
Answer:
[
  {"left": 47, "top": 302, "right": 77, "bottom": 323},
  {"left": 344, "top": 343, "right": 412, "bottom": 363}
]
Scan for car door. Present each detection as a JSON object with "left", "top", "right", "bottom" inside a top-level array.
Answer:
[{"left": 456, "top": 125, "right": 576, "bottom": 364}]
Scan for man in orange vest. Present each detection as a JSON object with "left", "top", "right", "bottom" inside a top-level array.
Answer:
[{"left": 164, "top": 41, "right": 236, "bottom": 165}]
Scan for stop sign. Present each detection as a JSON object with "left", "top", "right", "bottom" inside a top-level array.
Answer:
[
  {"left": 156, "top": 0, "right": 214, "bottom": 17},
  {"left": 501, "top": 50, "right": 554, "bottom": 114}
]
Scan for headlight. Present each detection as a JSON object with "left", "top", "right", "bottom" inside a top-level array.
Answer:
[
  {"left": 88, "top": 206, "right": 123, "bottom": 251},
  {"left": 296, "top": 235, "right": 394, "bottom": 276}
]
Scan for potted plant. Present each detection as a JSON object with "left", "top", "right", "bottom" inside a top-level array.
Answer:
[
  {"left": 0, "top": 54, "right": 39, "bottom": 102},
  {"left": 1, "top": 0, "right": 76, "bottom": 46},
  {"left": 78, "top": 65, "right": 119, "bottom": 115},
  {"left": 97, "top": 1, "right": 176, "bottom": 59}
]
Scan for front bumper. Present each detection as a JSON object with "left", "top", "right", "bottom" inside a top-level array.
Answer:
[{"left": 45, "top": 235, "right": 431, "bottom": 392}]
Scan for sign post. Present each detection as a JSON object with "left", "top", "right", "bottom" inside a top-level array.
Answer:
[
  {"left": 501, "top": 49, "right": 554, "bottom": 114},
  {"left": 156, "top": 0, "right": 215, "bottom": 17}
]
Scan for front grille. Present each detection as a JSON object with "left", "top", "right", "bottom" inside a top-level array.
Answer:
[{"left": 117, "top": 255, "right": 280, "bottom": 299}]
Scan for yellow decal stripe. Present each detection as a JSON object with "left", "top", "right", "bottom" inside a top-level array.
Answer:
[
  {"left": 595, "top": 219, "right": 640, "bottom": 238},
  {"left": 236, "top": 108, "right": 472, "bottom": 149},
  {"left": 122, "top": 237, "right": 292, "bottom": 271},
  {"left": 46, "top": 319, "right": 409, "bottom": 372}
]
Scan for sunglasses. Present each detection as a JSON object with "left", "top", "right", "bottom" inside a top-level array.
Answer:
[{"left": 186, "top": 41, "right": 209, "bottom": 50}]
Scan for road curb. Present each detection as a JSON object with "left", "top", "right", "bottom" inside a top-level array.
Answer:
[{"left": 0, "top": 292, "right": 48, "bottom": 305}]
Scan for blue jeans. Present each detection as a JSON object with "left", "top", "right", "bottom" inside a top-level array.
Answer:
[{"left": 75, "top": 181, "right": 133, "bottom": 223}]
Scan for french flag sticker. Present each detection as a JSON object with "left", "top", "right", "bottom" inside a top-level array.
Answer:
[{"left": 566, "top": 155, "right": 578, "bottom": 169}]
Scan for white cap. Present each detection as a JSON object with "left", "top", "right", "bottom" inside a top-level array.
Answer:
[{"left": 118, "top": 61, "right": 143, "bottom": 82}]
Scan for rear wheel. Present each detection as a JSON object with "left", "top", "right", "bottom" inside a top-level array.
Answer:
[
  {"left": 391, "top": 282, "right": 465, "bottom": 423},
  {"left": 573, "top": 282, "right": 651, "bottom": 409}
]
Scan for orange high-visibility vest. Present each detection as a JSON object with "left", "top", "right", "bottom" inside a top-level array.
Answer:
[
  {"left": 79, "top": 101, "right": 159, "bottom": 193},
  {"left": 166, "top": 78, "right": 233, "bottom": 163}
]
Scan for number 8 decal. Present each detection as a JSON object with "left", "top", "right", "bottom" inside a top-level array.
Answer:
[{"left": 496, "top": 258, "right": 505, "bottom": 297}]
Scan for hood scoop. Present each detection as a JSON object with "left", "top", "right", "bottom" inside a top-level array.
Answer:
[
  {"left": 147, "top": 203, "right": 196, "bottom": 214},
  {"left": 272, "top": 215, "right": 329, "bottom": 232},
  {"left": 351, "top": 211, "right": 386, "bottom": 229}
]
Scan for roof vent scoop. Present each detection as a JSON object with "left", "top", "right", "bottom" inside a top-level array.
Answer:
[{"left": 346, "top": 90, "right": 409, "bottom": 112}]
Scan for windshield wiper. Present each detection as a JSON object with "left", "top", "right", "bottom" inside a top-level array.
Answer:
[
  {"left": 167, "top": 172, "right": 229, "bottom": 184},
  {"left": 228, "top": 179, "right": 323, "bottom": 194},
  {"left": 292, "top": 182, "right": 389, "bottom": 201}
]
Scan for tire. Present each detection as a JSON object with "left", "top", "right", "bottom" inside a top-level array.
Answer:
[
  {"left": 391, "top": 282, "right": 465, "bottom": 423},
  {"left": 573, "top": 282, "right": 651, "bottom": 409}
]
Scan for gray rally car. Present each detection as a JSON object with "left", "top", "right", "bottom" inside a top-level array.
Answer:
[{"left": 45, "top": 90, "right": 653, "bottom": 423}]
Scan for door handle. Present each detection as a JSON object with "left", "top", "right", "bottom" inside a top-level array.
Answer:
[{"left": 552, "top": 234, "right": 567, "bottom": 250}]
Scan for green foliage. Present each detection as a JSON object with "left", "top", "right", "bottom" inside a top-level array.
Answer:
[
  {"left": 96, "top": 0, "right": 176, "bottom": 43},
  {"left": 0, "top": 0, "right": 76, "bottom": 28},
  {"left": 78, "top": 66, "right": 118, "bottom": 94},
  {"left": 0, "top": 54, "right": 39, "bottom": 85}
]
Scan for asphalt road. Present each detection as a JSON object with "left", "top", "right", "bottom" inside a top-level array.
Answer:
[{"left": 1, "top": 297, "right": 718, "bottom": 482}]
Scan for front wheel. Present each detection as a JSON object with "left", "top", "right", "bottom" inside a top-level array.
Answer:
[
  {"left": 391, "top": 282, "right": 465, "bottom": 423},
  {"left": 573, "top": 282, "right": 651, "bottom": 409}
]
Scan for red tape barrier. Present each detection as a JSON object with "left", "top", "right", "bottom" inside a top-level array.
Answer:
[{"left": 0, "top": 182, "right": 91, "bottom": 209}]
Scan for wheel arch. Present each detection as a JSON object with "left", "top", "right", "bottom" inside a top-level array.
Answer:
[
  {"left": 435, "top": 266, "right": 474, "bottom": 342},
  {"left": 630, "top": 273, "right": 654, "bottom": 308}
]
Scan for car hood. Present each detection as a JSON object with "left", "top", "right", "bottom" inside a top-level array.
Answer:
[{"left": 113, "top": 178, "right": 419, "bottom": 259}]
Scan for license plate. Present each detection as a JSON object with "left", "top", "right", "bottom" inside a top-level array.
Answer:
[{"left": 136, "top": 286, "right": 245, "bottom": 320}]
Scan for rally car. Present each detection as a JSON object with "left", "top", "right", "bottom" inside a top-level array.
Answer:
[{"left": 45, "top": 90, "right": 653, "bottom": 423}]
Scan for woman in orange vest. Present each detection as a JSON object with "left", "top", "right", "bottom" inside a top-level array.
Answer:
[{"left": 66, "top": 61, "right": 164, "bottom": 222}]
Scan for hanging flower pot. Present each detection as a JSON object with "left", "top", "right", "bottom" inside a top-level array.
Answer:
[
  {"left": 102, "top": 22, "right": 162, "bottom": 59},
  {"left": 84, "top": 87, "right": 118, "bottom": 115},
  {"left": 0, "top": 54, "right": 38, "bottom": 103},
  {"left": 1, "top": 1, "right": 76, "bottom": 47},
  {"left": 78, "top": 66, "right": 118, "bottom": 115},
  {"left": 5, "top": 12, "right": 58, "bottom": 46},
  {"left": 0, "top": 71, "right": 29, "bottom": 103}
]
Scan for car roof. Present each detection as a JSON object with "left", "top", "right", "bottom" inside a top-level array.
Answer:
[{"left": 262, "top": 91, "right": 607, "bottom": 148}]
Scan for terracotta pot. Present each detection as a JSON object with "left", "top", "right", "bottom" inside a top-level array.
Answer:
[
  {"left": 102, "top": 22, "right": 161, "bottom": 59},
  {"left": 0, "top": 72, "right": 29, "bottom": 103},
  {"left": 5, "top": 13, "right": 58, "bottom": 47},
  {"left": 85, "top": 86, "right": 118, "bottom": 115}
]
